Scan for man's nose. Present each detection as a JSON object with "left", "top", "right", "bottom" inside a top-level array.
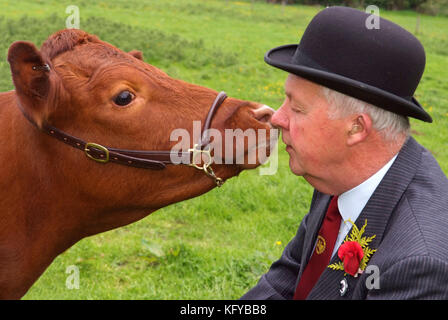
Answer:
[{"left": 270, "top": 105, "right": 287, "bottom": 129}]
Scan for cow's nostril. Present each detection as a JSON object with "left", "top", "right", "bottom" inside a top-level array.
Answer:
[{"left": 253, "top": 105, "right": 275, "bottom": 123}]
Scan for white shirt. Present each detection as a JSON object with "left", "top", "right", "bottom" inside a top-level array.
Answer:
[{"left": 330, "top": 154, "right": 398, "bottom": 258}]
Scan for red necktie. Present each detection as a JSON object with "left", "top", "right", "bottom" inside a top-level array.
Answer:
[{"left": 293, "top": 196, "right": 341, "bottom": 300}]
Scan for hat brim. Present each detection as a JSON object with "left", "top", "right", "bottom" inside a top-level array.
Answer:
[{"left": 265, "top": 44, "right": 432, "bottom": 123}]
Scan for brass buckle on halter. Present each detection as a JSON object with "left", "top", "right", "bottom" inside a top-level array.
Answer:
[
  {"left": 188, "top": 144, "right": 223, "bottom": 187},
  {"left": 188, "top": 144, "right": 212, "bottom": 170},
  {"left": 84, "top": 142, "right": 110, "bottom": 164}
]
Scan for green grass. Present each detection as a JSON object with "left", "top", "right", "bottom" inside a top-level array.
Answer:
[{"left": 0, "top": 0, "right": 446, "bottom": 299}]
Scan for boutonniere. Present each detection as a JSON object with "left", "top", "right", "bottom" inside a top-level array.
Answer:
[{"left": 328, "top": 219, "right": 377, "bottom": 277}]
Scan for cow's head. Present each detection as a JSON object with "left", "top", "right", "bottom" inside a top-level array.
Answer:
[{"left": 7, "top": 29, "right": 276, "bottom": 222}]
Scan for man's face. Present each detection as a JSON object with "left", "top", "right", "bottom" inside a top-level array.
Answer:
[{"left": 271, "top": 74, "right": 349, "bottom": 182}]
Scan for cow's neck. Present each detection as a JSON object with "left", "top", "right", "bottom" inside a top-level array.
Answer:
[{"left": 0, "top": 93, "right": 154, "bottom": 297}]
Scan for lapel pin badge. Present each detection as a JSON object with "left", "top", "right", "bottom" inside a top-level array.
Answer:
[{"left": 339, "top": 278, "right": 348, "bottom": 296}]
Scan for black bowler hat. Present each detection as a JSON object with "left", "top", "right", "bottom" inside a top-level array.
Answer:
[{"left": 265, "top": 6, "right": 432, "bottom": 122}]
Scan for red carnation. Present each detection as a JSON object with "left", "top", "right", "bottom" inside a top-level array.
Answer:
[{"left": 338, "top": 241, "right": 364, "bottom": 276}]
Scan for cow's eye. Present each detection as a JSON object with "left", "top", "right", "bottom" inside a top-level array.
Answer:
[{"left": 114, "top": 90, "right": 135, "bottom": 106}]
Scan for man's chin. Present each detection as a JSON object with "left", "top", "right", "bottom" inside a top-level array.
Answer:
[{"left": 289, "top": 159, "right": 305, "bottom": 176}]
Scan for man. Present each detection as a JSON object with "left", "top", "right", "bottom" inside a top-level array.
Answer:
[{"left": 242, "top": 6, "right": 448, "bottom": 299}]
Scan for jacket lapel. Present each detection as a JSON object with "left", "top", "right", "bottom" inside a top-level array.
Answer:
[{"left": 306, "top": 137, "right": 423, "bottom": 299}]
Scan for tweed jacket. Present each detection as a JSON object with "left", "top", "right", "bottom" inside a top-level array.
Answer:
[{"left": 242, "top": 137, "right": 448, "bottom": 299}]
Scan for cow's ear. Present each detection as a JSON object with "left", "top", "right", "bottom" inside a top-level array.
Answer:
[
  {"left": 128, "top": 50, "right": 143, "bottom": 60},
  {"left": 7, "top": 41, "right": 52, "bottom": 127}
]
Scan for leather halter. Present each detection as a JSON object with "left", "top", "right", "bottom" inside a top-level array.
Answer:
[{"left": 18, "top": 75, "right": 228, "bottom": 186}]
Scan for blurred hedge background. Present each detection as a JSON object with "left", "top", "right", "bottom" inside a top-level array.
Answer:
[{"left": 265, "top": 0, "right": 448, "bottom": 16}]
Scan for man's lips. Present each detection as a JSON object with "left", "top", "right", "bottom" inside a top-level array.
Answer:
[
  {"left": 282, "top": 137, "right": 291, "bottom": 150},
  {"left": 281, "top": 131, "right": 293, "bottom": 152}
]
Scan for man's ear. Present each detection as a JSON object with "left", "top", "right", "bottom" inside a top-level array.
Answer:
[
  {"left": 7, "top": 41, "right": 52, "bottom": 127},
  {"left": 346, "top": 114, "right": 372, "bottom": 146},
  {"left": 128, "top": 50, "right": 143, "bottom": 60}
]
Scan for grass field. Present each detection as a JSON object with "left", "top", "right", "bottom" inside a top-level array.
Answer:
[{"left": 0, "top": 0, "right": 447, "bottom": 299}]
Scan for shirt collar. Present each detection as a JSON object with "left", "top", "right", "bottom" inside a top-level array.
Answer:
[{"left": 337, "top": 154, "right": 398, "bottom": 224}]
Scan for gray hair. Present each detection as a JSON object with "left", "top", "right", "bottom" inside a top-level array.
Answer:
[{"left": 321, "top": 86, "right": 410, "bottom": 142}]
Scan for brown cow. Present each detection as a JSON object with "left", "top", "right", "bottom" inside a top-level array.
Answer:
[{"left": 0, "top": 29, "right": 275, "bottom": 299}]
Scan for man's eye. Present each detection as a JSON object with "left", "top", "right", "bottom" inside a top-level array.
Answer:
[
  {"left": 114, "top": 90, "right": 135, "bottom": 106},
  {"left": 292, "top": 107, "right": 303, "bottom": 113}
]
